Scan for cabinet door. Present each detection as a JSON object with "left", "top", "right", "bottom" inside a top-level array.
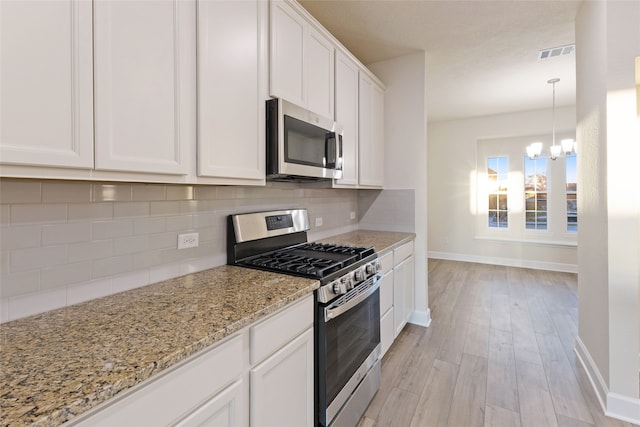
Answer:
[
  {"left": 269, "top": 0, "right": 305, "bottom": 107},
  {"left": 250, "top": 328, "right": 314, "bottom": 427},
  {"left": 0, "top": 0, "right": 93, "bottom": 168},
  {"left": 358, "top": 74, "right": 384, "bottom": 187},
  {"left": 334, "top": 52, "right": 359, "bottom": 187},
  {"left": 70, "top": 334, "right": 243, "bottom": 427},
  {"left": 393, "top": 255, "right": 415, "bottom": 337},
  {"left": 380, "top": 270, "right": 394, "bottom": 315},
  {"left": 305, "top": 26, "right": 334, "bottom": 119},
  {"left": 174, "top": 379, "right": 245, "bottom": 427},
  {"left": 197, "top": 0, "right": 266, "bottom": 181},
  {"left": 94, "top": 0, "right": 194, "bottom": 174},
  {"left": 380, "top": 308, "right": 394, "bottom": 359}
]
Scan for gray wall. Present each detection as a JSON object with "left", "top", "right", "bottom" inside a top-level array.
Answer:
[{"left": 0, "top": 179, "right": 358, "bottom": 322}]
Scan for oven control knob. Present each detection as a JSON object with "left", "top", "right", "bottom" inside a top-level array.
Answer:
[
  {"left": 365, "top": 263, "right": 375, "bottom": 275},
  {"left": 344, "top": 277, "right": 353, "bottom": 290},
  {"left": 332, "top": 281, "right": 342, "bottom": 294},
  {"left": 354, "top": 269, "right": 364, "bottom": 281},
  {"left": 375, "top": 261, "right": 382, "bottom": 272}
]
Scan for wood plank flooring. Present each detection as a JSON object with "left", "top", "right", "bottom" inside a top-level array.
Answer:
[{"left": 358, "top": 259, "right": 638, "bottom": 427}]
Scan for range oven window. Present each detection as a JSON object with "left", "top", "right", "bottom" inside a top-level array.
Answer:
[{"left": 318, "top": 288, "right": 380, "bottom": 407}]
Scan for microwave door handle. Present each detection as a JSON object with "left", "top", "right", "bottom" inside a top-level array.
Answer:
[
  {"left": 325, "top": 132, "right": 336, "bottom": 168},
  {"left": 334, "top": 133, "right": 343, "bottom": 171}
]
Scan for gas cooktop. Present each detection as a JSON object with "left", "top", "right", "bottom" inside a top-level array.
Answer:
[{"left": 238, "top": 242, "right": 376, "bottom": 279}]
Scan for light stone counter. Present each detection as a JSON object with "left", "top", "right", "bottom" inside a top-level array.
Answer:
[
  {"left": 0, "top": 230, "right": 411, "bottom": 426},
  {"left": 0, "top": 266, "right": 318, "bottom": 427},
  {"left": 319, "top": 230, "right": 415, "bottom": 254}
]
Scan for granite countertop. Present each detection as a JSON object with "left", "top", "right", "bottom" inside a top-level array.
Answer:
[
  {"left": 0, "top": 266, "right": 319, "bottom": 427},
  {"left": 319, "top": 229, "right": 415, "bottom": 254},
  {"left": 0, "top": 229, "right": 412, "bottom": 427}
]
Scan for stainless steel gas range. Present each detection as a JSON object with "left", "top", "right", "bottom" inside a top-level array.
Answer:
[{"left": 227, "top": 209, "right": 382, "bottom": 427}]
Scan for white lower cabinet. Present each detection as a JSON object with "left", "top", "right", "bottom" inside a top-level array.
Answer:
[
  {"left": 174, "top": 379, "right": 245, "bottom": 427},
  {"left": 380, "top": 308, "right": 395, "bottom": 358},
  {"left": 393, "top": 255, "right": 415, "bottom": 338},
  {"left": 379, "top": 263, "right": 394, "bottom": 358},
  {"left": 66, "top": 295, "right": 314, "bottom": 427},
  {"left": 68, "top": 334, "right": 244, "bottom": 427},
  {"left": 250, "top": 328, "right": 314, "bottom": 427},
  {"left": 378, "top": 239, "right": 416, "bottom": 357}
]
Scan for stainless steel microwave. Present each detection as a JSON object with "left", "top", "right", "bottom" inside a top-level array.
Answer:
[{"left": 266, "top": 98, "right": 343, "bottom": 181}]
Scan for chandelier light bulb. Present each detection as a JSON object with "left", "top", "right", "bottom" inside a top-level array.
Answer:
[
  {"left": 561, "top": 138, "right": 575, "bottom": 154},
  {"left": 527, "top": 142, "right": 543, "bottom": 159}
]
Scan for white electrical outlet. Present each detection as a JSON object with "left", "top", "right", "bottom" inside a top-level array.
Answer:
[
  {"left": 178, "top": 232, "right": 199, "bottom": 250},
  {"left": 315, "top": 217, "right": 323, "bottom": 227},
  {"left": 350, "top": 211, "right": 356, "bottom": 220}
]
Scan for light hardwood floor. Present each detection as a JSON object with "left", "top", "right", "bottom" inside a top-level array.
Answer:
[{"left": 358, "top": 259, "right": 638, "bottom": 427}]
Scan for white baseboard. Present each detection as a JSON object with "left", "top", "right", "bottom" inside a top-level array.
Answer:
[
  {"left": 428, "top": 251, "right": 577, "bottom": 273},
  {"left": 575, "top": 337, "right": 608, "bottom": 411},
  {"left": 409, "top": 308, "right": 431, "bottom": 327},
  {"left": 575, "top": 336, "right": 640, "bottom": 425},
  {"left": 606, "top": 393, "right": 640, "bottom": 425}
]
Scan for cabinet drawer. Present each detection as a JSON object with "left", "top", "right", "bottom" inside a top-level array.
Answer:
[
  {"left": 250, "top": 295, "right": 313, "bottom": 364},
  {"left": 380, "top": 270, "right": 394, "bottom": 315},
  {"left": 379, "top": 251, "right": 393, "bottom": 275},
  {"left": 394, "top": 241, "right": 414, "bottom": 266},
  {"left": 70, "top": 334, "right": 243, "bottom": 427}
]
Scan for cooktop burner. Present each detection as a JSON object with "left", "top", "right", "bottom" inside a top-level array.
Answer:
[{"left": 238, "top": 243, "right": 375, "bottom": 279}]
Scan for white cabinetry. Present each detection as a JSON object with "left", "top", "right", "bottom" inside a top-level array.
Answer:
[
  {"left": 378, "top": 239, "right": 415, "bottom": 357},
  {"left": 394, "top": 252, "right": 415, "bottom": 337},
  {"left": 249, "top": 294, "right": 314, "bottom": 427},
  {"left": 66, "top": 295, "right": 314, "bottom": 427},
  {"left": 379, "top": 251, "right": 394, "bottom": 358},
  {"left": 93, "top": 0, "right": 194, "bottom": 175},
  {"left": 250, "top": 329, "right": 314, "bottom": 427},
  {"left": 174, "top": 380, "right": 244, "bottom": 427},
  {"left": 392, "top": 241, "right": 415, "bottom": 337},
  {"left": 0, "top": 0, "right": 94, "bottom": 168},
  {"left": 358, "top": 73, "right": 385, "bottom": 188},
  {"left": 196, "top": 0, "right": 266, "bottom": 184},
  {"left": 333, "top": 51, "right": 359, "bottom": 187},
  {"left": 269, "top": 0, "right": 334, "bottom": 119},
  {"left": 69, "top": 334, "right": 245, "bottom": 427}
]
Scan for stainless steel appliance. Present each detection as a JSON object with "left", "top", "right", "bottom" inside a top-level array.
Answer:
[
  {"left": 266, "top": 98, "right": 344, "bottom": 181},
  {"left": 227, "top": 209, "right": 381, "bottom": 427}
]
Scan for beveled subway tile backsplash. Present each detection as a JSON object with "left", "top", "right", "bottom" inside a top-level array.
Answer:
[{"left": 0, "top": 179, "right": 359, "bottom": 322}]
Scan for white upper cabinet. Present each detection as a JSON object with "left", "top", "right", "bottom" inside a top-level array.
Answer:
[
  {"left": 0, "top": 0, "right": 94, "bottom": 168},
  {"left": 196, "top": 0, "right": 266, "bottom": 183},
  {"left": 269, "top": 1, "right": 305, "bottom": 108},
  {"left": 358, "top": 73, "right": 384, "bottom": 188},
  {"left": 333, "top": 51, "right": 359, "bottom": 187},
  {"left": 305, "top": 26, "right": 334, "bottom": 120},
  {"left": 93, "top": 0, "right": 195, "bottom": 175},
  {"left": 269, "top": 0, "right": 334, "bottom": 119}
]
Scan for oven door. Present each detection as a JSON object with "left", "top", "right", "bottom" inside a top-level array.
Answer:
[{"left": 317, "top": 275, "right": 381, "bottom": 426}]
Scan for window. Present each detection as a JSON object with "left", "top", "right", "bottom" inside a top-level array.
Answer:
[
  {"left": 487, "top": 157, "right": 508, "bottom": 228},
  {"left": 477, "top": 134, "right": 577, "bottom": 246},
  {"left": 524, "top": 156, "right": 548, "bottom": 230},
  {"left": 566, "top": 153, "right": 577, "bottom": 231}
]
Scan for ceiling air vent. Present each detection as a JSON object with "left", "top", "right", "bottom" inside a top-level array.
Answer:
[{"left": 538, "top": 43, "right": 575, "bottom": 60}]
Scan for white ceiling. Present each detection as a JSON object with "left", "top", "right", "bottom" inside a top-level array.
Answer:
[{"left": 298, "top": 0, "right": 581, "bottom": 122}]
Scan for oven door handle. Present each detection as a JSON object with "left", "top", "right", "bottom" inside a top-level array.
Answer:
[{"left": 324, "top": 277, "right": 381, "bottom": 322}]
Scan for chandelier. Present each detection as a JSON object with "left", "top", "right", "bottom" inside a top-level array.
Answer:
[{"left": 526, "top": 78, "right": 576, "bottom": 160}]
